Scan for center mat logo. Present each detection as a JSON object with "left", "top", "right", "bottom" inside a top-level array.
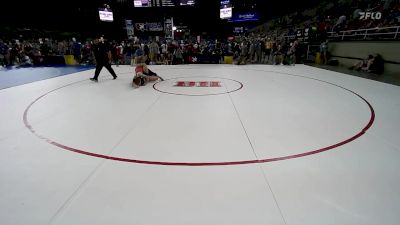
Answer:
[{"left": 174, "top": 81, "right": 221, "bottom": 87}]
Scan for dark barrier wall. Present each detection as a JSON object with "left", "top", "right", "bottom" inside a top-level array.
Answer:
[{"left": 328, "top": 41, "right": 400, "bottom": 76}]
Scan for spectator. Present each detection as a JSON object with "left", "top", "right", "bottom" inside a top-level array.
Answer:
[
  {"left": 148, "top": 41, "right": 159, "bottom": 65},
  {"left": 368, "top": 54, "right": 384, "bottom": 74},
  {"left": 72, "top": 38, "right": 82, "bottom": 63},
  {"left": 0, "top": 39, "right": 8, "bottom": 67},
  {"left": 348, "top": 54, "right": 375, "bottom": 72},
  {"left": 17, "top": 53, "right": 33, "bottom": 68},
  {"left": 236, "top": 40, "right": 249, "bottom": 65},
  {"left": 320, "top": 40, "right": 329, "bottom": 64},
  {"left": 173, "top": 46, "right": 183, "bottom": 65},
  {"left": 274, "top": 44, "right": 284, "bottom": 65}
]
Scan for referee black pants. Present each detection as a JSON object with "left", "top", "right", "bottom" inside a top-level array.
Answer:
[{"left": 93, "top": 61, "right": 117, "bottom": 80}]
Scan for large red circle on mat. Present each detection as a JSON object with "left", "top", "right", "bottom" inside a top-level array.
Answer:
[{"left": 23, "top": 71, "right": 374, "bottom": 166}]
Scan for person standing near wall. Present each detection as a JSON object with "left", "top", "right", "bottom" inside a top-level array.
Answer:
[{"left": 320, "top": 40, "right": 328, "bottom": 65}]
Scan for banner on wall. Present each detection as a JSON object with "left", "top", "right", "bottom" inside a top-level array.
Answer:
[
  {"left": 125, "top": 20, "right": 134, "bottom": 38},
  {"left": 228, "top": 12, "right": 259, "bottom": 22},
  {"left": 134, "top": 22, "right": 164, "bottom": 33},
  {"left": 146, "top": 22, "right": 164, "bottom": 32},
  {"left": 164, "top": 17, "right": 174, "bottom": 39}
]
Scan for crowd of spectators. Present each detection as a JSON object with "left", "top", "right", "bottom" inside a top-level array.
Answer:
[
  {"left": 251, "top": 0, "right": 400, "bottom": 42},
  {"left": 0, "top": 34, "right": 308, "bottom": 69},
  {"left": 1, "top": 0, "right": 397, "bottom": 73},
  {"left": 0, "top": 37, "right": 94, "bottom": 68},
  {"left": 246, "top": 0, "right": 399, "bottom": 74}
]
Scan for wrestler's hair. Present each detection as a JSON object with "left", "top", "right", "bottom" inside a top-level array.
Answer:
[{"left": 133, "top": 76, "right": 142, "bottom": 87}]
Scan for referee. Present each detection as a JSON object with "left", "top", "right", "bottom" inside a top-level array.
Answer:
[{"left": 90, "top": 36, "right": 118, "bottom": 82}]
